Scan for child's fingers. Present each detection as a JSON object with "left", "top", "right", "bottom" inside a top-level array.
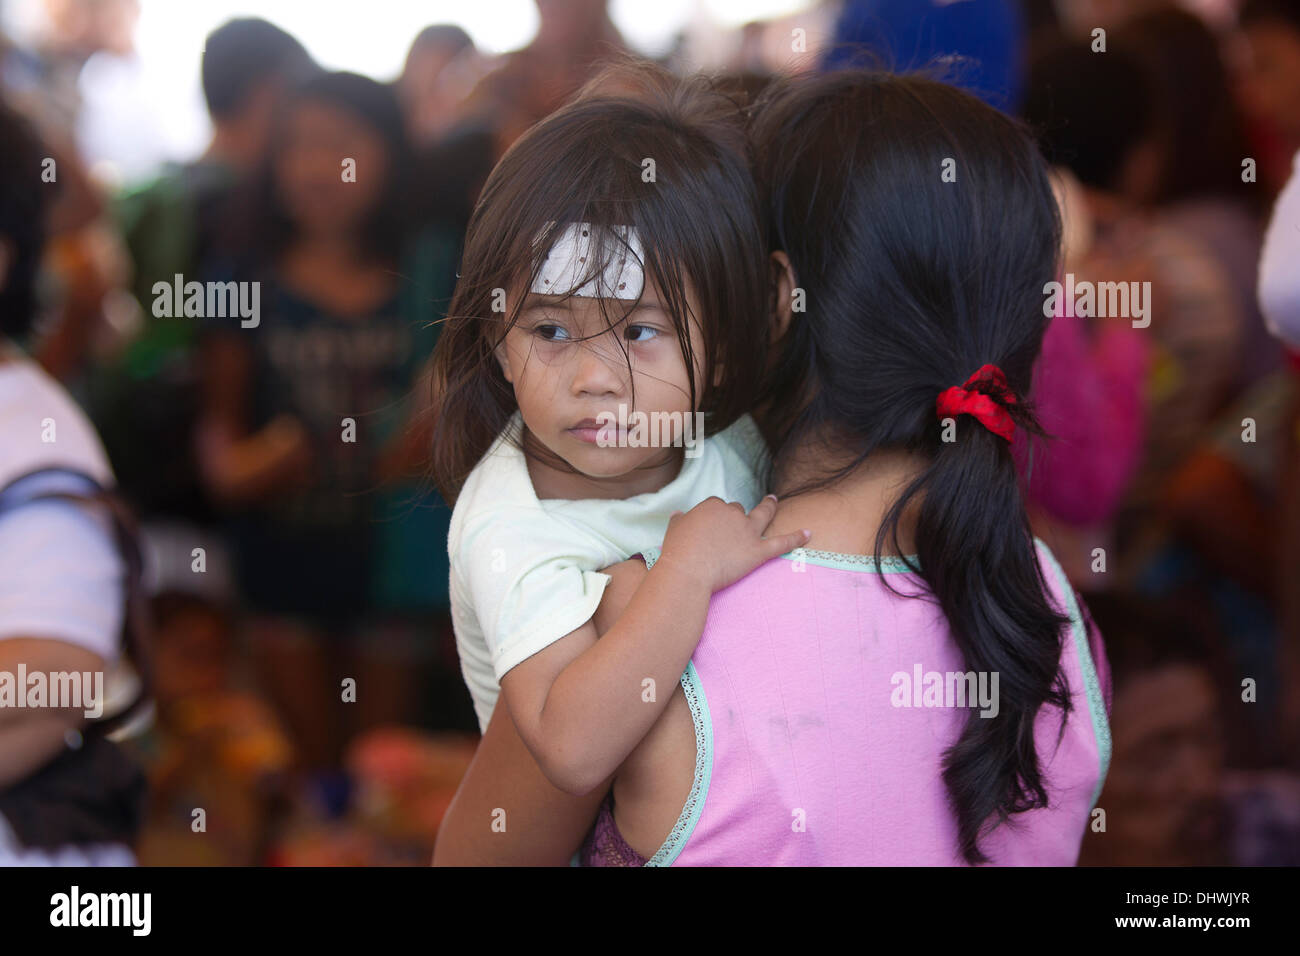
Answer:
[
  {"left": 761, "top": 528, "right": 811, "bottom": 560},
  {"left": 746, "top": 494, "right": 779, "bottom": 530}
]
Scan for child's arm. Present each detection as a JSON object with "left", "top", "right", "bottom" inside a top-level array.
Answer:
[
  {"left": 196, "top": 336, "right": 315, "bottom": 505},
  {"left": 433, "top": 557, "right": 648, "bottom": 866},
  {"left": 498, "top": 495, "right": 808, "bottom": 796}
]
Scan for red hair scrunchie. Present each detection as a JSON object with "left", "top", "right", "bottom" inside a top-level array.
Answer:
[{"left": 935, "top": 364, "right": 1018, "bottom": 442}]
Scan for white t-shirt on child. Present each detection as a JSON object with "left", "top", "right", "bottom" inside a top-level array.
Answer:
[{"left": 448, "top": 411, "right": 769, "bottom": 732}]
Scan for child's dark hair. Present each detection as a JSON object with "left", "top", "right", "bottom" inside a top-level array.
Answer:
[
  {"left": 430, "top": 58, "right": 769, "bottom": 504},
  {"left": 752, "top": 70, "right": 1070, "bottom": 864}
]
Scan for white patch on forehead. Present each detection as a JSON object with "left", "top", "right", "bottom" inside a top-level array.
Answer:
[{"left": 531, "top": 222, "right": 645, "bottom": 300}]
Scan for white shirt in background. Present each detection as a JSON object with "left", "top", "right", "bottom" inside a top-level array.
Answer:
[{"left": 1259, "top": 150, "right": 1300, "bottom": 348}]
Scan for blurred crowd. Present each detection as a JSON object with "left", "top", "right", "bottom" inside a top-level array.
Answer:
[{"left": 1, "top": 0, "right": 1299, "bottom": 865}]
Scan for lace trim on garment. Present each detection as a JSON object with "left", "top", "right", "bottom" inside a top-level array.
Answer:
[
  {"left": 788, "top": 547, "right": 919, "bottom": 572},
  {"left": 646, "top": 663, "right": 709, "bottom": 866}
]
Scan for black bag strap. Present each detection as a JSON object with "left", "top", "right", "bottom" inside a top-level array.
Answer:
[{"left": 0, "top": 466, "right": 152, "bottom": 737}]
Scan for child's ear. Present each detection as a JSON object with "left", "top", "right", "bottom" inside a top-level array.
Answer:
[
  {"left": 493, "top": 338, "right": 514, "bottom": 384},
  {"left": 770, "top": 250, "right": 797, "bottom": 347}
]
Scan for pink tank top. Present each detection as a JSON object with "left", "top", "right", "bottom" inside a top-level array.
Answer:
[{"left": 581, "top": 539, "right": 1111, "bottom": 866}]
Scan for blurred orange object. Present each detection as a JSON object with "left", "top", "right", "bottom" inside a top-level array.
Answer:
[{"left": 345, "top": 726, "right": 475, "bottom": 846}]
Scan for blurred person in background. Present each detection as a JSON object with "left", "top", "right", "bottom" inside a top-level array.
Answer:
[
  {"left": 1249, "top": 0, "right": 1300, "bottom": 350},
  {"left": 402, "top": 24, "right": 493, "bottom": 253},
  {"left": 1009, "top": 32, "right": 1149, "bottom": 589},
  {"left": 1116, "top": 6, "right": 1299, "bottom": 767},
  {"left": 131, "top": 591, "right": 293, "bottom": 866},
  {"left": 1027, "top": 31, "right": 1292, "bottom": 766},
  {"left": 119, "top": 18, "right": 315, "bottom": 310},
  {"left": 405, "top": 4, "right": 629, "bottom": 292},
  {"left": 404, "top": 0, "right": 631, "bottom": 253},
  {"left": 0, "top": 2, "right": 134, "bottom": 387},
  {"left": 1013, "top": 204, "right": 1149, "bottom": 588},
  {"left": 1025, "top": 36, "right": 1246, "bottom": 570},
  {"left": 1115, "top": 13, "right": 1293, "bottom": 751},
  {"left": 1251, "top": 29, "right": 1300, "bottom": 763},
  {"left": 1078, "top": 593, "right": 1300, "bottom": 865},
  {"left": 396, "top": 24, "right": 481, "bottom": 147},
  {"left": 458, "top": 0, "right": 627, "bottom": 161},
  {"left": 1115, "top": 7, "right": 1280, "bottom": 390},
  {"left": 89, "top": 18, "right": 315, "bottom": 530},
  {"left": 2, "top": 0, "right": 138, "bottom": 146},
  {"left": 1238, "top": 0, "right": 1300, "bottom": 167},
  {"left": 0, "top": 101, "right": 147, "bottom": 865},
  {"left": 195, "top": 71, "right": 464, "bottom": 783},
  {"left": 1258, "top": 151, "right": 1300, "bottom": 349}
]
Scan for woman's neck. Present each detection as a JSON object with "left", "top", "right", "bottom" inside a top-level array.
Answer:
[{"left": 766, "top": 425, "right": 928, "bottom": 556}]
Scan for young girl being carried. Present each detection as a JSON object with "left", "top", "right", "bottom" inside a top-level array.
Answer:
[{"left": 431, "top": 62, "right": 808, "bottom": 799}]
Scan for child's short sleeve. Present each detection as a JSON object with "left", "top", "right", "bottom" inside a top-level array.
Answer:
[{"left": 457, "top": 511, "right": 611, "bottom": 682}]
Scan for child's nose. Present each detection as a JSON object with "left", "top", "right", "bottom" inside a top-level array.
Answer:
[{"left": 569, "top": 339, "right": 627, "bottom": 397}]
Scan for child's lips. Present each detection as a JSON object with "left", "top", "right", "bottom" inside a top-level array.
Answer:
[{"left": 568, "top": 419, "right": 622, "bottom": 444}]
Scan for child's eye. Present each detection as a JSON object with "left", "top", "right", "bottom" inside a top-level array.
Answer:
[
  {"left": 532, "top": 324, "right": 571, "bottom": 342},
  {"left": 625, "top": 324, "right": 660, "bottom": 344}
]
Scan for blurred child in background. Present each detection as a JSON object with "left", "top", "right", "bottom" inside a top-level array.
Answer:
[
  {"left": 196, "top": 70, "right": 464, "bottom": 779},
  {"left": 133, "top": 591, "right": 292, "bottom": 866}
]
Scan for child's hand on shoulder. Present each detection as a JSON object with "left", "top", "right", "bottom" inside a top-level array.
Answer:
[{"left": 657, "top": 495, "right": 809, "bottom": 594}]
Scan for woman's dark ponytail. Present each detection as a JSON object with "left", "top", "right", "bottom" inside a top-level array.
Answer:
[
  {"left": 880, "top": 387, "right": 1071, "bottom": 863},
  {"left": 753, "top": 70, "right": 1073, "bottom": 863}
]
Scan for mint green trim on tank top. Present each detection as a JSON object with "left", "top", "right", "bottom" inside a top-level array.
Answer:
[
  {"left": 778, "top": 547, "right": 920, "bottom": 573},
  {"left": 645, "top": 661, "right": 713, "bottom": 866},
  {"left": 1035, "top": 541, "right": 1111, "bottom": 811},
  {"left": 641, "top": 544, "right": 919, "bottom": 574},
  {"left": 636, "top": 546, "right": 715, "bottom": 867}
]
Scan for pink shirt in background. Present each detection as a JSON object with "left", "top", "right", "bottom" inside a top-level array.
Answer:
[
  {"left": 631, "top": 539, "right": 1110, "bottom": 866},
  {"left": 1017, "top": 303, "right": 1148, "bottom": 527}
]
